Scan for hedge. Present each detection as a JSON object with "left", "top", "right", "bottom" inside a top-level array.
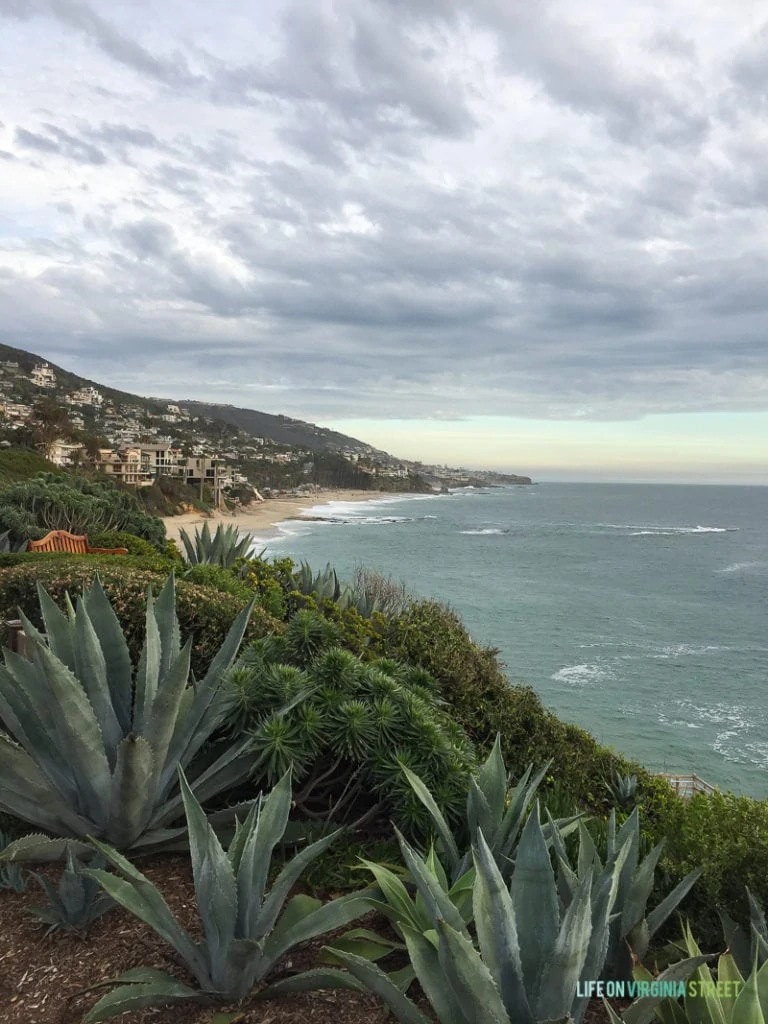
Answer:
[{"left": 0, "top": 556, "right": 280, "bottom": 675}]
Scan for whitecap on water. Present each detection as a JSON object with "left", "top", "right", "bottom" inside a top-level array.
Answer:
[
  {"left": 550, "top": 663, "right": 614, "bottom": 685},
  {"left": 459, "top": 527, "right": 509, "bottom": 535}
]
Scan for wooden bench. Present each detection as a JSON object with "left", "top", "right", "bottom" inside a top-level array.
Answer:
[{"left": 26, "top": 530, "right": 129, "bottom": 555}]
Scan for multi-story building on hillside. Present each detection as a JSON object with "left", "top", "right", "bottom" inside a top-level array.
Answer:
[
  {"left": 30, "top": 362, "right": 57, "bottom": 388},
  {"left": 95, "top": 448, "right": 149, "bottom": 486},
  {"left": 48, "top": 440, "right": 85, "bottom": 467},
  {"left": 67, "top": 385, "right": 103, "bottom": 406}
]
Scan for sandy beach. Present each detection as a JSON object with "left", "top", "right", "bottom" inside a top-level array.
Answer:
[{"left": 161, "top": 489, "right": 396, "bottom": 545}]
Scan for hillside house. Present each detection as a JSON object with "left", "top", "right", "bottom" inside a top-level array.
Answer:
[
  {"left": 48, "top": 440, "right": 86, "bottom": 467},
  {"left": 67, "top": 386, "right": 103, "bottom": 406},
  {"left": 96, "top": 448, "right": 149, "bottom": 486},
  {"left": 30, "top": 362, "right": 57, "bottom": 388}
]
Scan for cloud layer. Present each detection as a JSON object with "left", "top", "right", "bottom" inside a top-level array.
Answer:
[{"left": 1, "top": 0, "right": 768, "bottom": 424}]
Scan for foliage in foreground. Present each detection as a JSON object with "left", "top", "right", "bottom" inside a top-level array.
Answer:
[
  {"left": 81, "top": 770, "right": 371, "bottom": 1021},
  {"left": 281, "top": 808, "right": 640, "bottom": 1024},
  {"left": 228, "top": 610, "right": 476, "bottom": 832},
  {"left": 0, "top": 555, "right": 279, "bottom": 675},
  {"left": 0, "top": 574, "right": 254, "bottom": 859}
]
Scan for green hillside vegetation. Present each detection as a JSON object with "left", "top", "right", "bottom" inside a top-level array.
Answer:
[
  {"left": 0, "top": 447, "right": 62, "bottom": 486},
  {"left": 0, "top": 513, "right": 766, "bottom": 1022}
]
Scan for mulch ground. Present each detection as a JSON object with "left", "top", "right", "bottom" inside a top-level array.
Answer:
[{"left": 0, "top": 853, "right": 615, "bottom": 1024}]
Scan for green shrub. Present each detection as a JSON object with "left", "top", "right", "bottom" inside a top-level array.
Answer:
[
  {"left": 181, "top": 562, "right": 256, "bottom": 602},
  {"left": 227, "top": 611, "right": 477, "bottom": 834},
  {"left": 0, "top": 447, "right": 61, "bottom": 486},
  {"left": 0, "top": 558, "right": 279, "bottom": 676},
  {"left": 237, "top": 555, "right": 297, "bottom": 619},
  {"left": 659, "top": 791, "right": 768, "bottom": 947},
  {"left": 0, "top": 473, "right": 166, "bottom": 548},
  {"left": 87, "top": 530, "right": 160, "bottom": 558}
]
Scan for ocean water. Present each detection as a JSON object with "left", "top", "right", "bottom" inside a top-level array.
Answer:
[{"left": 251, "top": 484, "right": 768, "bottom": 798}]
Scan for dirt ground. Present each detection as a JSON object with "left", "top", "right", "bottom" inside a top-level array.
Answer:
[{"left": 0, "top": 853, "right": 615, "bottom": 1024}]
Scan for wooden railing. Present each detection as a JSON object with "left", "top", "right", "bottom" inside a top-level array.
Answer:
[{"left": 657, "top": 773, "right": 717, "bottom": 798}]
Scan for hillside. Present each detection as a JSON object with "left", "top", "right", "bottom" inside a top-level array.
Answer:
[
  {"left": 180, "top": 401, "right": 377, "bottom": 455},
  {"left": 0, "top": 343, "right": 375, "bottom": 454}
]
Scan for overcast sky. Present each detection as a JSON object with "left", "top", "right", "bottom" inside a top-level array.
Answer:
[{"left": 1, "top": 0, "right": 767, "bottom": 480}]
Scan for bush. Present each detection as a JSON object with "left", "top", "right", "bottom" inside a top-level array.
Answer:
[
  {"left": 227, "top": 610, "right": 477, "bottom": 835},
  {"left": 181, "top": 562, "right": 256, "bottom": 603},
  {"left": 0, "top": 473, "right": 166, "bottom": 548},
  {"left": 87, "top": 530, "right": 160, "bottom": 558},
  {"left": 0, "top": 558, "right": 280, "bottom": 675},
  {"left": 658, "top": 791, "right": 768, "bottom": 946}
]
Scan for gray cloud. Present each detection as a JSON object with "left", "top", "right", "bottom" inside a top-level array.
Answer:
[{"left": 0, "top": 0, "right": 766, "bottom": 432}]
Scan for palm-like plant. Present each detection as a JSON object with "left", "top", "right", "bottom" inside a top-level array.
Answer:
[
  {"left": 228, "top": 617, "right": 476, "bottom": 833},
  {"left": 178, "top": 522, "right": 253, "bottom": 567},
  {"left": 0, "top": 574, "right": 255, "bottom": 860},
  {"left": 81, "top": 770, "right": 372, "bottom": 1022}
]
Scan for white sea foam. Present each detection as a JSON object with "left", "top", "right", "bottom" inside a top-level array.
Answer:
[
  {"left": 459, "top": 528, "right": 508, "bottom": 535},
  {"left": 716, "top": 561, "right": 768, "bottom": 574},
  {"left": 630, "top": 525, "right": 735, "bottom": 536},
  {"left": 551, "top": 663, "right": 614, "bottom": 685}
]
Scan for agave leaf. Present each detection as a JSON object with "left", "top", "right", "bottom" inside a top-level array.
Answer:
[
  {"left": 74, "top": 596, "right": 123, "bottom": 767},
  {"left": 82, "top": 976, "right": 202, "bottom": 1023},
  {"left": 719, "top": 953, "right": 745, "bottom": 1022},
  {"left": 151, "top": 737, "right": 253, "bottom": 826},
  {"left": 467, "top": 783, "right": 494, "bottom": 849},
  {"left": 472, "top": 831, "right": 533, "bottom": 1024},
  {"left": 400, "top": 763, "right": 460, "bottom": 873},
  {"left": 143, "top": 640, "right": 193, "bottom": 795},
  {"left": 396, "top": 830, "right": 469, "bottom": 936},
  {"left": 85, "top": 839, "right": 209, "bottom": 985},
  {"left": 437, "top": 919, "right": 510, "bottom": 1024},
  {"left": 0, "top": 833, "right": 93, "bottom": 862},
  {"left": 512, "top": 804, "right": 559, "bottom": 1000},
  {"left": 0, "top": 736, "right": 94, "bottom": 839},
  {"left": 476, "top": 736, "right": 507, "bottom": 826},
  {"left": 621, "top": 956, "right": 716, "bottom": 1024},
  {"left": 36, "top": 582, "right": 77, "bottom": 671},
  {"left": 320, "top": 949, "right": 431, "bottom": 1024},
  {"left": 134, "top": 589, "right": 161, "bottom": 734},
  {"left": 620, "top": 841, "right": 664, "bottom": 937},
  {"left": 160, "top": 600, "right": 254, "bottom": 792},
  {"left": 325, "top": 927, "right": 403, "bottom": 962},
  {"left": 259, "top": 965, "right": 366, "bottom": 998},
  {"left": 402, "top": 924, "right": 470, "bottom": 1024},
  {"left": 178, "top": 769, "right": 237, "bottom": 980},
  {"left": 153, "top": 574, "right": 182, "bottom": 678},
  {"left": 577, "top": 821, "right": 599, "bottom": 879},
  {"left": 236, "top": 770, "right": 291, "bottom": 937},
  {"left": 358, "top": 859, "right": 418, "bottom": 928},
  {"left": 537, "top": 869, "right": 593, "bottom": 1022},
  {"left": 497, "top": 760, "right": 550, "bottom": 862},
  {"left": 266, "top": 891, "right": 371, "bottom": 969},
  {"left": 731, "top": 958, "right": 768, "bottom": 1024},
  {"left": 645, "top": 868, "right": 703, "bottom": 940},
  {"left": 107, "top": 736, "right": 155, "bottom": 848},
  {"left": 82, "top": 577, "right": 134, "bottom": 734}
]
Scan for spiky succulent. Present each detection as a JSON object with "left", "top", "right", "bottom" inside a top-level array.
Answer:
[
  {"left": 228, "top": 617, "right": 476, "bottom": 832},
  {"left": 81, "top": 769, "right": 371, "bottom": 1022},
  {"left": 720, "top": 887, "right": 768, "bottom": 977},
  {"left": 606, "top": 770, "right": 638, "bottom": 810},
  {"left": 28, "top": 849, "right": 113, "bottom": 935},
  {"left": 549, "top": 807, "right": 701, "bottom": 981},
  {"left": 403, "top": 735, "right": 581, "bottom": 885},
  {"left": 606, "top": 923, "right": 765, "bottom": 1024},
  {"left": 0, "top": 829, "right": 26, "bottom": 891},
  {"left": 178, "top": 522, "right": 253, "bottom": 567},
  {"left": 0, "top": 574, "right": 255, "bottom": 860},
  {"left": 272, "top": 806, "right": 638, "bottom": 1024}
]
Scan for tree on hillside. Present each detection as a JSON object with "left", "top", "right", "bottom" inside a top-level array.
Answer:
[{"left": 29, "top": 398, "right": 72, "bottom": 458}]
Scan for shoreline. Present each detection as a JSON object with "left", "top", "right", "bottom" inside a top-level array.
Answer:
[{"left": 161, "top": 489, "right": 406, "bottom": 545}]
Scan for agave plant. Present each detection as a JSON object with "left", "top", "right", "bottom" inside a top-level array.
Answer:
[
  {"left": 178, "top": 521, "right": 253, "bottom": 567},
  {"left": 0, "top": 829, "right": 26, "bottom": 891},
  {"left": 0, "top": 574, "right": 255, "bottom": 860},
  {"left": 81, "top": 769, "right": 372, "bottom": 1022},
  {"left": 549, "top": 807, "right": 702, "bottom": 981},
  {"left": 720, "top": 887, "right": 768, "bottom": 977},
  {"left": 0, "top": 529, "right": 27, "bottom": 553},
  {"left": 273, "top": 807, "right": 635, "bottom": 1024},
  {"left": 606, "top": 771, "right": 638, "bottom": 810},
  {"left": 402, "top": 735, "right": 580, "bottom": 884},
  {"left": 294, "top": 561, "right": 344, "bottom": 602},
  {"left": 28, "top": 849, "right": 113, "bottom": 935},
  {"left": 607, "top": 924, "right": 765, "bottom": 1024}
]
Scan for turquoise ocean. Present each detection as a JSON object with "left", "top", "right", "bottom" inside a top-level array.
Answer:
[{"left": 251, "top": 483, "right": 768, "bottom": 798}]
